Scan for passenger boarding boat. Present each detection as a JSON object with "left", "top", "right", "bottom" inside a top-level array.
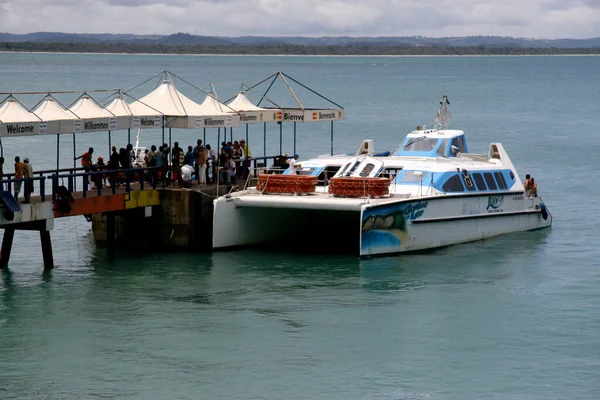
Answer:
[{"left": 213, "top": 96, "right": 552, "bottom": 256}]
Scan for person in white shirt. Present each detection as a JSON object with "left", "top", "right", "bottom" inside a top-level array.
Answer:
[
  {"left": 180, "top": 164, "right": 194, "bottom": 187},
  {"left": 287, "top": 154, "right": 301, "bottom": 175}
]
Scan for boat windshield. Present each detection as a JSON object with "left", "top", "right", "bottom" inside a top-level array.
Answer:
[{"left": 403, "top": 137, "right": 439, "bottom": 152}]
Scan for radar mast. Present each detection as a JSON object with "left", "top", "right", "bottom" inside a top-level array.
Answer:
[{"left": 434, "top": 95, "right": 451, "bottom": 130}]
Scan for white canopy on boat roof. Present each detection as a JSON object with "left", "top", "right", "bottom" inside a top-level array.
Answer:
[
  {"left": 0, "top": 95, "right": 47, "bottom": 137},
  {"left": 68, "top": 93, "right": 116, "bottom": 132},
  {"left": 105, "top": 93, "right": 163, "bottom": 130},
  {"left": 32, "top": 95, "right": 77, "bottom": 134}
]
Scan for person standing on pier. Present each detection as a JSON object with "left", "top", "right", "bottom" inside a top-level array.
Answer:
[
  {"left": 23, "top": 158, "right": 33, "bottom": 204},
  {"left": 13, "top": 156, "right": 24, "bottom": 202},
  {"left": 74, "top": 147, "right": 94, "bottom": 186}
]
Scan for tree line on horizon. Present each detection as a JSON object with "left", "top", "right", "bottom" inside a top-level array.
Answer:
[{"left": 0, "top": 41, "right": 598, "bottom": 55}]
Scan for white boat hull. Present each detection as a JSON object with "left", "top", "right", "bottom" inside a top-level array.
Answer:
[{"left": 212, "top": 192, "right": 552, "bottom": 256}]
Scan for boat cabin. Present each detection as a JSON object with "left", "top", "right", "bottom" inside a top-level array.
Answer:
[{"left": 392, "top": 129, "right": 469, "bottom": 158}]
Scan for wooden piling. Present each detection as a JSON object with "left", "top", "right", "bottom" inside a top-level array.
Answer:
[
  {"left": 39, "top": 230, "right": 54, "bottom": 270},
  {"left": 0, "top": 228, "right": 15, "bottom": 269}
]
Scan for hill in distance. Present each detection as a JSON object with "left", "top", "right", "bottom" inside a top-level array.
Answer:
[{"left": 0, "top": 32, "right": 599, "bottom": 48}]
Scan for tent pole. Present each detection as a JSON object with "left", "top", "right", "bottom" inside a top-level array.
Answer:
[
  {"left": 230, "top": 127, "right": 233, "bottom": 143},
  {"left": 293, "top": 122, "right": 297, "bottom": 155},
  {"left": 161, "top": 118, "right": 165, "bottom": 146},
  {"left": 108, "top": 130, "right": 111, "bottom": 153},
  {"left": 169, "top": 128, "right": 172, "bottom": 152},
  {"left": 127, "top": 128, "right": 131, "bottom": 147},
  {"left": 279, "top": 122, "right": 283, "bottom": 156},
  {"left": 330, "top": 121, "right": 334, "bottom": 156},
  {"left": 0, "top": 138, "right": 4, "bottom": 157},
  {"left": 72, "top": 133, "right": 77, "bottom": 191},
  {"left": 203, "top": 128, "right": 206, "bottom": 144},
  {"left": 217, "top": 128, "right": 220, "bottom": 148},
  {"left": 245, "top": 124, "right": 249, "bottom": 145},
  {"left": 56, "top": 134, "right": 60, "bottom": 174},
  {"left": 263, "top": 122, "right": 266, "bottom": 157}
]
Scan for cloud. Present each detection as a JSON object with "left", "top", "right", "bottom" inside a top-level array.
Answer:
[{"left": 0, "top": 0, "right": 598, "bottom": 38}]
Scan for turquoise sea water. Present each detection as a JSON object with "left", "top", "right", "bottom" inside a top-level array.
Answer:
[{"left": 1, "top": 53, "right": 599, "bottom": 399}]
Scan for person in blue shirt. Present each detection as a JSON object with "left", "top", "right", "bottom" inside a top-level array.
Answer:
[{"left": 185, "top": 145, "right": 194, "bottom": 167}]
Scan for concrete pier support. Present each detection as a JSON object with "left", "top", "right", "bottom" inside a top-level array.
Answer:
[
  {"left": 106, "top": 213, "right": 116, "bottom": 261},
  {"left": 40, "top": 230, "right": 54, "bottom": 270},
  {"left": 0, "top": 228, "right": 15, "bottom": 269}
]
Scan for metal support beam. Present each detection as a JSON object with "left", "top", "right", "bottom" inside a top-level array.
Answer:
[
  {"left": 0, "top": 228, "right": 15, "bottom": 269},
  {"left": 279, "top": 122, "right": 283, "bottom": 155},
  {"left": 217, "top": 128, "right": 220, "bottom": 149},
  {"left": 245, "top": 124, "right": 249, "bottom": 145},
  {"left": 203, "top": 128, "right": 206, "bottom": 144},
  {"left": 40, "top": 230, "right": 54, "bottom": 270},
  {"left": 161, "top": 118, "right": 165, "bottom": 145},
  {"left": 127, "top": 128, "right": 131, "bottom": 147},
  {"left": 108, "top": 130, "right": 112, "bottom": 154},
  {"left": 330, "top": 121, "right": 334, "bottom": 156},
  {"left": 293, "top": 122, "right": 297, "bottom": 155},
  {"left": 72, "top": 132, "right": 77, "bottom": 191},
  {"left": 263, "top": 122, "right": 267, "bottom": 157},
  {"left": 56, "top": 134, "right": 60, "bottom": 174}
]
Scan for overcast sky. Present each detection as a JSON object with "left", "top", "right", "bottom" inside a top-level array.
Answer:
[{"left": 0, "top": 0, "right": 598, "bottom": 38}]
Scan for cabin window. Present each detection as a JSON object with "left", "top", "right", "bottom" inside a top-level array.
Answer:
[
  {"left": 403, "top": 138, "right": 439, "bottom": 152},
  {"left": 337, "top": 163, "right": 350, "bottom": 177},
  {"left": 436, "top": 139, "right": 448, "bottom": 157},
  {"left": 442, "top": 174, "right": 466, "bottom": 192},
  {"left": 317, "top": 166, "right": 341, "bottom": 186},
  {"left": 484, "top": 172, "right": 497, "bottom": 190},
  {"left": 359, "top": 163, "right": 376, "bottom": 177},
  {"left": 381, "top": 168, "right": 402, "bottom": 180},
  {"left": 451, "top": 136, "right": 466, "bottom": 154},
  {"left": 509, "top": 170, "right": 515, "bottom": 180},
  {"left": 400, "top": 171, "right": 425, "bottom": 183},
  {"left": 494, "top": 172, "right": 508, "bottom": 189},
  {"left": 473, "top": 173, "right": 486, "bottom": 190}
]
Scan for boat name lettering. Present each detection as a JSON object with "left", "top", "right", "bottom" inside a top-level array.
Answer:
[
  {"left": 284, "top": 112, "right": 304, "bottom": 121},
  {"left": 6, "top": 124, "right": 35, "bottom": 134},
  {"left": 512, "top": 195, "right": 524, "bottom": 201},
  {"left": 84, "top": 121, "right": 109, "bottom": 130},
  {"left": 404, "top": 201, "right": 428, "bottom": 220},
  {"left": 487, "top": 195, "right": 504, "bottom": 212},
  {"left": 204, "top": 118, "right": 225, "bottom": 126}
]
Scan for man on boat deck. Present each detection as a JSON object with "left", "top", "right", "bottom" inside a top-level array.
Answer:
[
  {"left": 524, "top": 174, "right": 531, "bottom": 197},
  {"left": 287, "top": 154, "right": 301, "bottom": 175},
  {"left": 529, "top": 177, "right": 538, "bottom": 198}
]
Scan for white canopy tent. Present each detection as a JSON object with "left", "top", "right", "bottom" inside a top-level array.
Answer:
[
  {"left": 68, "top": 93, "right": 116, "bottom": 133},
  {"left": 227, "top": 91, "right": 276, "bottom": 124},
  {"left": 32, "top": 95, "right": 78, "bottom": 134},
  {"left": 0, "top": 96, "right": 47, "bottom": 137},
  {"left": 105, "top": 92, "right": 163, "bottom": 130}
]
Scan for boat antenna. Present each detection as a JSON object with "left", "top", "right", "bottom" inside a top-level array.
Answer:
[{"left": 434, "top": 94, "right": 452, "bottom": 130}]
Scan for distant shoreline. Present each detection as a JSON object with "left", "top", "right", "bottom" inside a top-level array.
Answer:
[
  {"left": 1, "top": 50, "right": 599, "bottom": 58},
  {"left": 0, "top": 42, "right": 598, "bottom": 57}
]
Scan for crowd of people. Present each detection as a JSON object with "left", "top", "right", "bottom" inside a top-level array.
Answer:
[{"left": 71, "top": 138, "right": 254, "bottom": 189}]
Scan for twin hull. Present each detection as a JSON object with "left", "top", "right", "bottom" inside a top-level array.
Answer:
[{"left": 212, "top": 192, "right": 552, "bottom": 256}]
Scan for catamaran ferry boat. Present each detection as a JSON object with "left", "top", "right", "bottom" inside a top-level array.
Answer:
[{"left": 213, "top": 96, "right": 552, "bottom": 256}]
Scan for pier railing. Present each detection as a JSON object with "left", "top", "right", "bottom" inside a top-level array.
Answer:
[{"left": 0, "top": 166, "right": 163, "bottom": 202}]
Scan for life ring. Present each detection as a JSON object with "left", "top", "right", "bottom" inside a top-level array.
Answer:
[
  {"left": 329, "top": 177, "right": 391, "bottom": 197},
  {"left": 257, "top": 174, "right": 317, "bottom": 194}
]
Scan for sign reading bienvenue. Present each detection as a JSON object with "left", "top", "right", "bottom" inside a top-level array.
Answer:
[{"left": 305, "top": 109, "right": 344, "bottom": 122}]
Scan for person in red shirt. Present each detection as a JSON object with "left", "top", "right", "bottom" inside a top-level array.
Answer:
[
  {"left": 74, "top": 147, "right": 94, "bottom": 185},
  {"left": 14, "top": 156, "right": 25, "bottom": 202}
]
